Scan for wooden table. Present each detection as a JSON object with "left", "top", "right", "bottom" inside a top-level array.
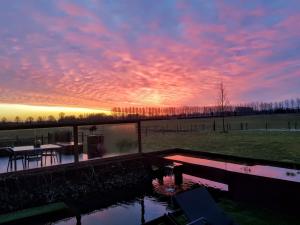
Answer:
[{"left": 11, "top": 144, "right": 63, "bottom": 170}]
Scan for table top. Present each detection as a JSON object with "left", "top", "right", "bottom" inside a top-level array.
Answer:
[
  {"left": 55, "top": 142, "right": 83, "bottom": 146},
  {"left": 12, "top": 144, "right": 62, "bottom": 152}
]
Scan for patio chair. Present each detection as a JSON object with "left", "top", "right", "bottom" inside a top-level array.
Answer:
[
  {"left": 42, "top": 150, "right": 59, "bottom": 165},
  {"left": 25, "top": 148, "right": 43, "bottom": 168},
  {"left": 2, "top": 147, "right": 25, "bottom": 172},
  {"left": 174, "top": 187, "right": 234, "bottom": 225}
]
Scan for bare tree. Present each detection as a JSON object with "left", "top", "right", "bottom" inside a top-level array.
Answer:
[
  {"left": 217, "top": 82, "right": 229, "bottom": 132},
  {"left": 1, "top": 117, "right": 7, "bottom": 123},
  {"left": 15, "top": 116, "right": 21, "bottom": 123},
  {"left": 78, "top": 114, "right": 84, "bottom": 120},
  {"left": 59, "top": 112, "right": 65, "bottom": 121},
  {"left": 297, "top": 98, "right": 300, "bottom": 111},
  {"left": 290, "top": 99, "right": 295, "bottom": 109},
  {"left": 25, "top": 116, "right": 34, "bottom": 124},
  {"left": 37, "top": 116, "right": 44, "bottom": 123},
  {"left": 48, "top": 115, "right": 56, "bottom": 122}
]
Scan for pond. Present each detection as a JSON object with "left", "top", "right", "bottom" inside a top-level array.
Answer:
[
  {"left": 24, "top": 170, "right": 200, "bottom": 225},
  {"left": 53, "top": 196, "right": 171, "bottom": 225}
]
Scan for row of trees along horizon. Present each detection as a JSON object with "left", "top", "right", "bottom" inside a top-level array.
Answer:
[{"left": 1, "top": 97, "right": 300, "bottom": 125}]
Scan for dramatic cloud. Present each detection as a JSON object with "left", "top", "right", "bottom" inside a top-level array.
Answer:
[{"left": 0, "top": 0, "right": 299, "bottom": 109}]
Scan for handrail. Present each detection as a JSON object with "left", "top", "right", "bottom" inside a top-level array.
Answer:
[{"left": 0, "top": 119, "right": 141, "bottom": 131}]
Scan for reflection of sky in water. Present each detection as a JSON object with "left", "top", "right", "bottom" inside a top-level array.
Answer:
[
  {"left": 53, "top": 197, "right": 171, "bottom": 225},
  {"left": 152, "top": 175, "right": 184, "bottom": 196},
  {"left": 152, "top": 173, "right": 228, "bottom": 197},
  {"left": 183, "top": 174, "right": 228, "bottom": 191},
  {"left": 165, "top": 155, "right": 300, "bottom": 183}
]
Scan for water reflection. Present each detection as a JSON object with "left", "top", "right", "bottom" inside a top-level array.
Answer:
[
  {"left": 52, "top": 172, "right": 218, "bottom": 225},
  {"left": 165, "top": 154, "right": 300, "bottom": 183},
  {"left": 13, "top": 167, "right": 229, "bottom": 225},
  {"left": 53, "top": 197, "right": 172, "bottom": 225},
  {"left": 183, "top": 174, "right": 228, "bottom": 191},
  {"left": 152, "top": 173, "right": 228, "bottom": 197}
]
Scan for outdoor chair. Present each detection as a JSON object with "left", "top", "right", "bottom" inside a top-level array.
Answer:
[
  {"left": 2, "top": 147, "right": 25, "bottom": 172},
  {"left": 25, "top": 148, "right": 43, "bottom": 168},
  {"left": 174, "top": 187, "right": 234, "bottom": 225},
  {"left": 42, "top": 150, "right": 59, "bottom": 165}
]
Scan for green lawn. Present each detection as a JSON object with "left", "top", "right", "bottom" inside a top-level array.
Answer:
[
  {"left": 142, "top": 114, "right": 300, "bottom": 163},
  {"left": 219, "top": 199, "right": 298, "bottom": 225},
  {"left": 155, "top": 198, "right": 298, "bottom": 225},
  {"left": 142, "top": 113, "right": 300, "bottom": 131}
]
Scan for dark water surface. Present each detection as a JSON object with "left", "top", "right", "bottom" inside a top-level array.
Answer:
[
  {"left": 53, "top": 196, "right": 171, "bottom": 225},
  {"left": 23, "top": 173, "right": 199, "bottom": 225}
]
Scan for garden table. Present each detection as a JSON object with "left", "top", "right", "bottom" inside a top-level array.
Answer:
[{"left": 11, "top": 144, "right": 62, "bottom": 171}]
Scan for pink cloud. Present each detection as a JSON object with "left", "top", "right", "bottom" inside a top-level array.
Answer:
[{"left": 0, "top": 0, "right": 299, "bottom": 109}]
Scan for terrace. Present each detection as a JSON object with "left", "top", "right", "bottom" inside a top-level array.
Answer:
[
  {"left": 0, "top": 119, "right": 299, "bottom": 225},
  {"left": 0, "top": 119, "right": 143, "bottom": 173}
]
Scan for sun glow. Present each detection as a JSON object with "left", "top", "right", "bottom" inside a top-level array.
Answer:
[
  {"left": 0, "top": 103, "right": 110, "bottom": 121},
  {"left": 147, "top": 93, "right": 162, "bottom": 105}
]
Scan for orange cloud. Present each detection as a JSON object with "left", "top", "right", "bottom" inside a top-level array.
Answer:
[{"left": 0, "top": 0, "right": 299, "bottom": 109}]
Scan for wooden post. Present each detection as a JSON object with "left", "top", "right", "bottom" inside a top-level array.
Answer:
[
  {"left": 73, "top": 125, "right": 79, "bottom": 163},
  {"left": 137, "top": 121, "right": 142, "bottom": 153}
]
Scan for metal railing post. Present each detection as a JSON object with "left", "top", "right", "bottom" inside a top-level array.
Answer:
[
  {"left": 73, "top": 125, "right": 79, "bottom": 163},
  {"left": 137, "top": 121, "right": 142, "bottom": 153}
]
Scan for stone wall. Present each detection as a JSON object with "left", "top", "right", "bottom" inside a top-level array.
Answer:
[{"left": 0, "top": 154, "right": 152, "bottom": 213}]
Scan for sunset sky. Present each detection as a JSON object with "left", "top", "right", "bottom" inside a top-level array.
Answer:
[{"left": 1, "top": 0, "right": 300, "bottom": 118}]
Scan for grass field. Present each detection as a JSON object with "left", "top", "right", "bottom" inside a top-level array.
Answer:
[
  {"left": 219, "top": 199, "right": 298, "bottom": 225},
  {"left": 142, "top": 113, "right": 300, "bottom": 163},
  {"left": 142, "top": 113, "right": 300, "bottom": 131},
  {"left": 167, "top": 198, "right": 299, "bottom": 225}
]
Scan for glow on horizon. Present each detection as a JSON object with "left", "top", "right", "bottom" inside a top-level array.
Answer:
[{"left": 0, "top": 103, "right": 110, "bottom": 121}]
